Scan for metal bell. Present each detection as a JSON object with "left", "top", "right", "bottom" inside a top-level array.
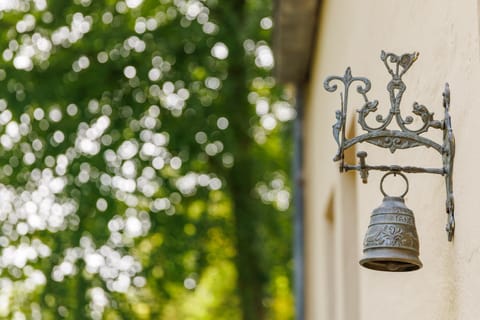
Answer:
[{"left": 360, "top": 174, "right": 422, "bottom": 272}]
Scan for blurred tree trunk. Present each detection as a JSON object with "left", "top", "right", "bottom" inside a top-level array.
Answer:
[{"left": 215, "top": 1, "right": 268, "bottom": 319}]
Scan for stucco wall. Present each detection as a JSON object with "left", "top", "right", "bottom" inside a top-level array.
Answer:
[{"left": 304, "top": 1, "right": 480, "bottom": 319}]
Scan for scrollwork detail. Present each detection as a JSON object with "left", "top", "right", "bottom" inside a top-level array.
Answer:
[
  {"left": 324, "top": 67, "right": 374, "bottom": 163},
  {"left": 346, "top": 51, "right": 445, "bottom": 148},
  {"left": 367, "top": 137, "right": 422, "bottom": 153}
]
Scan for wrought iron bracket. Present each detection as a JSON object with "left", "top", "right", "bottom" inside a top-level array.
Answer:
[{"left": 324, "top": 51, "right": 455, "bottom": 241}]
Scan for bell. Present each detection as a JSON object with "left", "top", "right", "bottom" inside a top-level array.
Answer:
[{"left": 359, "top": 195, "right": 422, "bottom": 272}]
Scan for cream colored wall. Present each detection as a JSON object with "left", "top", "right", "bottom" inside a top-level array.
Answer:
[{"left": 304, "top": 0, "right": 480, "bottom": 319}]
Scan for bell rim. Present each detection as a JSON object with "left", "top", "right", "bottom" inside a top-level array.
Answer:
[
  {"left": 359, "top": 257, "right": 423, "bottom": 272},
  {"left": 359, "top": 247, "right": 423, "bottom": 272}
]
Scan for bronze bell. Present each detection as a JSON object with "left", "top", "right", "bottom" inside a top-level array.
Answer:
[{"left": 360, "top": 193, "right": 423, "bottom": 272}]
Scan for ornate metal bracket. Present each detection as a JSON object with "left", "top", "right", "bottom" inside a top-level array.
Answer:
[{"left": 324, "top": 51, "right": 455, "bottom": 241}]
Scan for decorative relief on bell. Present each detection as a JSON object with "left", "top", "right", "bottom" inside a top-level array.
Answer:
[
  {"left": 364, "top": 224, "right": 419, "bottom": 250},
  {"left": 363, "top": 196, "right": 419, "bottom": 252}
]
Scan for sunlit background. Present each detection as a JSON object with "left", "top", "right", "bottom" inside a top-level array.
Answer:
[{"left": 0, "top": 0, "right": 294, "bottom": 319}]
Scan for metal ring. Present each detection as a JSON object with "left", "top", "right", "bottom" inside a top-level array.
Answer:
[{"left": 380, "top": 171, "right": 409, "bottom": 198}]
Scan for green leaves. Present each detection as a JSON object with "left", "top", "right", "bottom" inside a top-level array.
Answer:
[{"left": 0, "top": 0, "right": 293, "bottom": 319}]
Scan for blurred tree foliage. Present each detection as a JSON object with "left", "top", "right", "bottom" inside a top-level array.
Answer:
[{"left": 0, "top": 0, "right": 294, "bottom": 319}]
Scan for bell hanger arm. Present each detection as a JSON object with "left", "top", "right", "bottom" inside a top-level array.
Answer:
[{"left": 344, "top": 151, "right": 445, "bottom": 185}]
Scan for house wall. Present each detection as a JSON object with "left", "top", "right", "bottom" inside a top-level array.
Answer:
[{"left": 304, "top": 0, "right": 480, "bottom": 319}]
